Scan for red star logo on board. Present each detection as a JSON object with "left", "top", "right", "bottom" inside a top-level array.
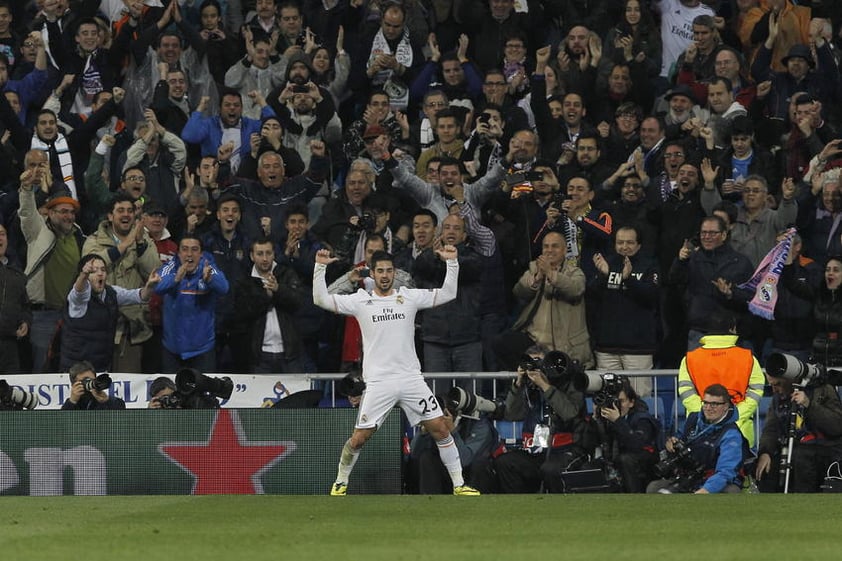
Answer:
[{"left": 159, "top": 409, "right": 296, "bottom": 494}]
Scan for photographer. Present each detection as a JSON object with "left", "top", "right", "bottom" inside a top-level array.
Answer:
[
  {"left": 61, "top": 361, "right": 125, "bottom": 411},
  {"left": 410, "top": 392, "right": 496, "bottom": 494},
  {"left": 756, "top": 366, "right": 842, "bottom": 493},
  {"left": 148, "top": 376, "right": 177, "bottom": 409},
  {"left": 647, "top": 384, "right": 746, "bottom": 494},
  {"left": 592, "top": 378, "right": 660, "bottom": 493},
  {"left": 147, "top": 371, "right": 227, "bottom": 409},
  {"left": 493, "top": 346, "right": 592, "bottom": 493}
]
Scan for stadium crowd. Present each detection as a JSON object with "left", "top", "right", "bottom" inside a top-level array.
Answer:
[{"left": 2, "top": 0, "right": 842, "bottom": 494}]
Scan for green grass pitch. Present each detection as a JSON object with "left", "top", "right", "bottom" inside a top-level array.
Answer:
[{"left": 2, "top": 495, "right": 841, "bottom": 561}]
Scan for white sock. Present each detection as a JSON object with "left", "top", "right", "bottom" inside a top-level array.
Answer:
[
  {"left": 335, "top": 439, "right": 360, "bottom": 484},
  {"left": 435, "top": 434, "right": 465, "bottom": 488}
]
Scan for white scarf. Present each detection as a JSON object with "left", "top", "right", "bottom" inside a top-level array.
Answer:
[
  {"left": 368, "top": 29, "right": 412, "bottom": 109},
  {"left": 31, "top": 133, "right": 76, "bottom": 199}
]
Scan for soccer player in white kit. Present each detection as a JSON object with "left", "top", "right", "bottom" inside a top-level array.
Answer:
[{"left": 313, "top": 246, "right": 480, "bottom": 496}]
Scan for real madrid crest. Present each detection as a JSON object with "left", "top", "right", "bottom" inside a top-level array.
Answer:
[{"left": 396, "top": 295, "right": 404, "bottom": 304}]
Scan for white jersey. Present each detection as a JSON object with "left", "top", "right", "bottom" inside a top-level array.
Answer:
[
  {"left": 313, "top": 259, "right": 459, "bottom": 382},
  {"left": 654, "top": 0, "right": 715, "bottom": 78}
]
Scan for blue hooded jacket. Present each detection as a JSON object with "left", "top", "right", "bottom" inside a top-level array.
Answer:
[{"left": 679, "top": 405, "right": 745, "bottom": 493}]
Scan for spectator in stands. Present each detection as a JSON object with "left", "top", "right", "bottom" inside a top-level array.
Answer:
[
  {"left": 176, "top": 186, "right": 216, "bottom": 241},
  {"left": 155, "top": 234, "right": 229, "bottom": 373},
  {"left": 669, "top": 215, "right": 754, "bottom": 351},
  {"left": 415, "top": 108, "right": 464, "bottom": 176},
  {"left": 195, "top": 0, "right": 241, "bottom": 89},
  {"left": 557, "top": 134, "right": 614, "bottom": 201},
  {"left": 653, "top": 0, "right": 715, "bottom": 83},
  {"left": 756, "top": 367, "right": 842, "bottom": 492},
  {"left": 0, "top": 222, "right": 29, "bottom": 375},
  {"left": 589, "top": 225, "right": 659, "bottom": 396},
  {"left": 393, "top": 208, "right": 437, "bottom": 277},
  {"left": 140, "top": 200, "right": 178, "bottom": 374},
  {"left": 647, "top": 383, "right": 746, "bottom": 494},
  {"left": 61, "top": 360, "right": 126, "bottom": 411},
  {"left": 410, "top": 34, "right": 481, "bottom": 110},
  {"left": 476, "top": 67, "right": 529, "bottom": 136},
  {"left": 271, "top": 77, "right": 342, "bottom": 170},
  {"left": 384, "top": 146, "right": 508, "bottom": 225},
  {"left": 202, "top": 193, "right": 251, "bottom": 373},
  {"left": 493, "top": 230, "right": 593, "bottom": 371},
  {"left": 797, "top": 168, "right": 842, "bottom": 264},
  {"left": 1, "top": 30, "right": 48, "bottom": 125},
  {"left": 677, "top": 46, "right": 755, "bottom": 112},
  {"left": 18, "top": 188, "right": 84, "bottom": 373},
  {"left": 673, "top": 15, "right": 723, "bottom": 83},
  {"left": 599, "top": 102, "right": 643, "bottom": 169},
  {"left": 750, "top": 22, "right": 839, "bottom": 121},
  {"left": 677, "top": 311, "right": 764, "bottom": 447},
  {"left": 600, "top": 0, "right": 662, "bottom": 81},
  {"left": 122, "top": 109, "right": 187, "bottom": 218},
  {"left": 276, "top": 203, "right": 326, "bottom": 372},
  {"left": 308, "top": 29, "right": 351, "bottom": 110},
  {"left": 459, "top": 0, "right": 543, "bottom": 73},
  {"left": 460, "top": 105, "right": 505, "bottom": 178},
  {"left": 343, "top": 89, "right": 409, "bottom": 162},
  {"left": 781, "top": 94, "right": 838, "bottom": 181},
  {"left": 232, "top": 236, "right": 305, "bottom": 373},
  {"left": 767, "top": 232, "right": 821, "bottom": 362},
  {"left": 348, "top": 2, "right": 424, "bottom": 110},
  {"left": 237, "top": 116, "right": 305, "bottom": 181},
  {"left": 223, "top": 140, "right": 327, "bottom": 244},
  {"left": 60, "top": 253, "right": 159, "bottom": 372},
  {"left": 701, "top": 169, "right": 797, "bottom": 268},
  {"left": 809, "top": 256, "right": 842, "bottom": 368},
  {"left": 182, "top": 90, "right": 276, "bottom": 174},
  {"left": 224, "top": 27, "right": 285, "bottom": 119},
  {"left": 83, "top": 193, "right": 162, "bottom": 373},
  {"left": 415, "top": 214, "right": 484, "bottom": 374},
  {"left": 493, "top": 344, "right": 591, "bottom": 493}
]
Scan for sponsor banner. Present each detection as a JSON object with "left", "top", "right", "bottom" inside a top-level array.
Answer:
[
  {"left": 0, "top": 409, "right": 401, "bottom": 495},
  {"left": 2, "top": 373, "right": 315, "bottom": 409}
]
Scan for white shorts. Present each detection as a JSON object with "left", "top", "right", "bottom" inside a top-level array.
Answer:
[{"left": 355, "top": 376, "right": 442, "bottom": 429}]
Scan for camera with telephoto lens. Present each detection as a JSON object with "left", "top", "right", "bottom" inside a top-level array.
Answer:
[
  {"left": 518, "top": 350, "right": 587, "bottom": 390},
  {"left": 654, "top": 439, "right": 697, "bottom": 479},
  {"left": 175, "top": 368, "right": 233, "bottom": 409},
  {"left": 446, "top": 387, "right": 500, "bottom": 420},
  {"left": 583, "top": 372, "right": 627, "bottom": 408},
  {"left": 0, "top": 379, "right": 39, "bottom": 410},
  {"left": 82, "top": 373, "right": 112, "bottom": 393},
  {"left": 765, "top": 352, "right": 842, "bottom": 387}
]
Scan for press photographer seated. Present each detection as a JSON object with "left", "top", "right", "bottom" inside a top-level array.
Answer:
[
  {"left": 147, "top": 369, "right": 233, "bottom": 409},
  {"left": 492, "top": 345, "right": 592, "bottom": 493},
  {"left": 589, "top": 375, "right": 659, "bottom": 493},
  {"left": 61, "top": 361, "right": 125, "bottom": 411},
  {"left": 756, "top": 354, "right": 842, "bottom": 493},
  {"left": 647, "top": 384, "right": 748, "bottom": 494},
  {"left": 409, "top": 389, "right": 497, "bottom": 494}
]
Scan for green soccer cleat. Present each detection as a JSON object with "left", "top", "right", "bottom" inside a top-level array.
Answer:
[
  {"left": 453, "top": 485, "right": 481, "bottom": 496},
  {"left": 330, "top": 482, "right": 347, "bottom": 496}
]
